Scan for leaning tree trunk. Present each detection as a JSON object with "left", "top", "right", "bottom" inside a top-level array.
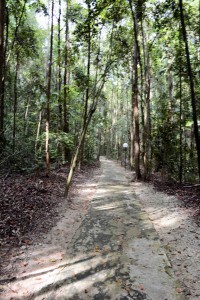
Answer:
[
  {"left": 0, "top": 0, "right": 5, "bottom": 152},
  {"left": 45, "top": 0, "right": 54, "bottom": 177},
  {"left": 64, "top": 110, "right": 94, "bottom": 197},
  {"left": 179, "top": 0, "right": 200, "bottom": 181},
  {"left": 64, "top": 72, "right": 108, "bottom": 198}
]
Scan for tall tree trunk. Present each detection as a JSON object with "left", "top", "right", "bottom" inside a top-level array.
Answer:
[
  {"left": 63, "top": 0, "right": 70, "bottom": 163},
  {"left": 97, "top": 127, "right": 102, "bottom": 161},
  {"left": 143, "top": 59, "right": 151, "bottom": 179},
  {"left": 45, "top": 0, "right": 54, "bottom": 177},
  {"left": 13, "top": 52, "right": 19, "bottom": 153},
  {"left": 57, "top": 0, "right": 62, "bottom": 131},
  {"left": 78, "top": 1, "right": 91, "bottom": 169},
  {"left": 179, "top": 0, "right": 200, "bottom": 180},
  {"left": 141, "top": 18, "right": 151, "bottom": 180},
  {"left": 179, "top": 31, "right": 183, "bottom": 183},
  {"left": 0, "top": 0, "right": 5, "bottom": 151},
  {"left": 130, "top": 62, "right": 134, "bottom": 170},
  {"left": 129, "top": 0, "right": 141, "bottom": 179}
]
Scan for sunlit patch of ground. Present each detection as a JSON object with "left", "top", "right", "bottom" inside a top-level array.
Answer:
[
  {"left": 133, "top": 182, "right": 200, "bottom": 300},
  {"left": 1, "top": 251, "right": 116, "bottom": 299}
]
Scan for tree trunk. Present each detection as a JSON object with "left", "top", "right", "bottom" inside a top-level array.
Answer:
[
  {"left": 0, "top": 0, "right": 5, "bottom": 151},
  {"left": 64, "top": 71, "right": 108, "bottom": 197},
  {"left": 97, "top": 127, "right": 102, "bottom": 161},
  {"left": 141, "top": 18, "right": 152, "bottom": 180},
  {"left": 129, "top": 0, "right": 141, "bottom": 179},
  {"left": 106, "top": 128, "right": 110, "bottom": 159},
  {"left": 45, "top": 0, "right": 54, "bottom": 177},
  {"left": 35, "top": 109, "right": 42, "bottom": 153},
  {"left": 62, "top": 0, "right": 70, "bottom": 163},
  {"left": 179, "top": 0, "right": 200, "bottom": 180},
  {"left": 64, "top": 112, "right": 93, "bottom": 197},
  {"left": 78, "top": 1, "right": 91, "bottom": 169},
  {"left": 130, "top": 63, "right": 134, "bottom": 170},
  {"left": 24, "top": 97, "right": 30, "bottom": 136},
  {"left": 57, "top": 0, "right": 62, "bottom": 131},
  {"left": 13, "top": 52, "right": 19, "bottom": 153},
  {"left": 179, "top": 59, "right": 183, "bottom": 183}
]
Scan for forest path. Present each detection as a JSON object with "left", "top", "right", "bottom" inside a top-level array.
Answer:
[{"left": 1, "top": 158, "right": 187, "bottom": 300}]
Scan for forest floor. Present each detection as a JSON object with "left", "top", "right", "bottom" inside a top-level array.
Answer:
[
  {"left": 0, "top": 163, "right": 101, "bottom": 279},
  {"left": 0, "top": 158, "right": 199, "bottom": 299}
]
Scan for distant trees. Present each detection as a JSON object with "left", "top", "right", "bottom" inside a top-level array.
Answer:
[{"left": 102, "top": 0, "right": 200, "bottom": 183}]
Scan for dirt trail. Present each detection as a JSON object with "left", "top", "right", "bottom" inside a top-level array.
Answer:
[
  {"left": 1, "top": 157, "right": 198, "bottom": 299},
  {"left": 133, "top": 183, "right": 200, "bottom": 300}
]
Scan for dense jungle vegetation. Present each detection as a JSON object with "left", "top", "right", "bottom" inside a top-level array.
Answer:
[{"left": 0, "top": 0, "right": 200, "bottom": 194}]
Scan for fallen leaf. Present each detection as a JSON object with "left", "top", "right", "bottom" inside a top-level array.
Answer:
[
  {"left": 125, "top": 285, "right": 131, "bottom": 292},
  {"left": 49, "top": 258, "right": 57, "bottom": 262},
  {"left": 139, "top": 284, "right": 144, "bottom": 291},
  {"left": 95, "top": 246, "right": 100, "bottom": 252},
  {"left": 176, "top": 288, "right": 184, "bottom": 293}
]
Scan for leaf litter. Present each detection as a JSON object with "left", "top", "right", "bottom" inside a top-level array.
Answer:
[{"left": 0, "top": 162, "right": 101, "bottom": 281}]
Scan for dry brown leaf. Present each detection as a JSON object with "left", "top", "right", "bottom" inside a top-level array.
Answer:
[
  {"left": 139, "top": 284, "right": 144, "bottom": 291},
  {"left": 176, "top": 288, "right": 184, "bottom": 293}
]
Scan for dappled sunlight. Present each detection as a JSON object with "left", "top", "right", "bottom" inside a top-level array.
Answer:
[
  {"left": 95, "top": 186, "right": 131, "bottom": 199},
  {"left": 138, "top": 203, "right": 183, "bottom": 229},
  {"left": 75, "top": 183, "right": 98, "bottom": 188},
  {"left": 3, "top": 245, "right": 118, "bottom": 300},
  {"left": 133, "top": 183, "right": 186, "bottom": 230},
  {"left": 55, "top": 268, "right": 115, "bottom": 299},
  {"left": 16, "top": 252, "right": 95, "bottom": 281},
  {"left": 93, "top": 201, "right": 122, "bottom": 211},
  {"left": 154, "top": 211, "right": 183, "bottom": 229}
]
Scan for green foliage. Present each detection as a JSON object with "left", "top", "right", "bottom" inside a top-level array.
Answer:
[
  {"left": 1, "top": 0, "right": 200, "bottom": 183},
  {"left": 29, "top": 0, "right": 48, "bottom": 15}
]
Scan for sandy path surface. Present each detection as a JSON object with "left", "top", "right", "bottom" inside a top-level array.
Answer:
[
  {"left": 1, "top": 158, "right": 199, "bottom": 299},
  {"left": 133, "top": 182, "right": 200, "bottom": 300}
]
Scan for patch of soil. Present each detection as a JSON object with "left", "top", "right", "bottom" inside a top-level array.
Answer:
[
  {"left": 151, "top": 175, "right": 200, "bottom": 224},
  {"left": 0, "top": 162, "right": 101, "bottom": 280}
]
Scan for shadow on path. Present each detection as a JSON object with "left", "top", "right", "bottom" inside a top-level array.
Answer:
[{"left": 1, "top": 157, "right": 186, "bottom": 300}]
